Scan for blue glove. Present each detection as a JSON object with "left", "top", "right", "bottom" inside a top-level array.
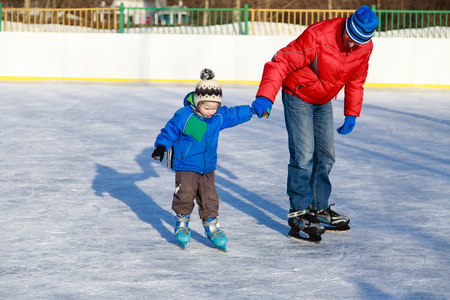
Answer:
[
  {"left": 337, "top": 116, "right": 356, "bottom": 135},
  {"left": 251, "top": 96, "right": 272, "bottom": 118}
]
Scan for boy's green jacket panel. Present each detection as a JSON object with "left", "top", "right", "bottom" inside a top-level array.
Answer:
[{"left": 154, "top": 92, "right": 253, "bottom": 175}]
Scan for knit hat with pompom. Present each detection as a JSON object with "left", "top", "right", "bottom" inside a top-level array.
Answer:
[
  {"left": 346, "top": 6, "right": 379, "bottom": 44},
  {"left": 194, "top": 69, "right": 222, "bottom": 108}
]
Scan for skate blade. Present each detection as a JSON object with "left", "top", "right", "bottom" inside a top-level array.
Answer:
[
  {"left": 289, "top": 234, "right": 322, "bottom": 244},
  {"left": 289, "top": 228, "right": 322, "bottom": 243},
  {"left": 320, "top": 223, "right": 350, "bottom": 232},
  {"left": 324, "top": 225, "right": 351, "bottom": 231}
]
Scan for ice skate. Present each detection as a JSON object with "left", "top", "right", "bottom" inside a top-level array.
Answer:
[
  {"left": 288, "top": 210, "right": 325, "bottom": 243},
  {"left": 313, "top": 204, "right": 350, "bottom": 231},
  {"left": 174, "top": 214, "right": 191, "bottom": 249},
  {"left": 202, "top": 217, "right": 227, "bottom": 251}
]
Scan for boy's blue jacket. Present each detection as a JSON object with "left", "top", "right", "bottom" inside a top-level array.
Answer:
[{"left": 154, "top": 92, "right": 253, "bottom": 174}]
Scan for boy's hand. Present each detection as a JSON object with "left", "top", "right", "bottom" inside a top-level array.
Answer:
[
  {"left": 252, "top": 96, "right": 272, "bottom": 118},
  {"left": 152, "top": 145, "right": 166, "bottom": 162}
]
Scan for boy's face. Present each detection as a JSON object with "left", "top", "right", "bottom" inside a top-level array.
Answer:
[{"left": 198, "top": 102, "right": 220, "bottom": 118}]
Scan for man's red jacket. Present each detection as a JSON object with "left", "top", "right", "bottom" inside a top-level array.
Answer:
[{"left": 256, "top": 17, "right": 373, "bottom": 117}]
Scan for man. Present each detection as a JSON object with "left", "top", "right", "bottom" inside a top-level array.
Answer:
[{"left": 251, "top": 6, "right": 379, "bottom": 242}]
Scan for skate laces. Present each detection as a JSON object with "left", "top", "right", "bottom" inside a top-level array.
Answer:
[{"left": 319, "top": 204, "right": 339, "bottom": 218}]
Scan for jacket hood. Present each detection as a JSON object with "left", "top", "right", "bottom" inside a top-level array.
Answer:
[
  {"left": 183, "top": 92, "right": 195, "bottom": 107},
  {"left": 183, "top": 91, "right": 208, "bottom": 119}
]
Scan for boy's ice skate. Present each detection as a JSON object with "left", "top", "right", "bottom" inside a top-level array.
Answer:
[
  {"left": 288, "top": 210, "right": 325, "bottom": 243},
  {"left": 313, "top": 204, "right": 350, "bottom": 231},
  {"left": 174, "top": 214, "right": 191, "bottom": 249},
  {"left": 202, "top": 217, "right": 227, "bottom": 251}
]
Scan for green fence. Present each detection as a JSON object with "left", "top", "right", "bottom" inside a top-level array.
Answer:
[
  {"left": 119, "top": 4, "right": 248, "bottom": 35},
  {"left": 0, "top": 3, "right": 449, "bottom": 38},
  {"left": 118, "top": 5, "right": 450, "bottom": 37},
  {"left": 374, "top": 7, "right": 450, "bottom": 38}
]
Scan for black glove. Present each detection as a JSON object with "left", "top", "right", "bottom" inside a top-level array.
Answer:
[{"left": 152, "top": 145, "right": 166, "bottom": 162}]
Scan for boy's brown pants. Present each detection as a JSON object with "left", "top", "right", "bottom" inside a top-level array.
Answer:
[{"left": 172, "top": 171, "right": 219, "bottom": 220}]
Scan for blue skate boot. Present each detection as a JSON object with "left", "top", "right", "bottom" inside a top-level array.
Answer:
[
  {"left": 202, "top": 217, "right": 227, "bottom": 251},
  {"left": 174, "top": 214, "right": 191, "bottom": 249}
]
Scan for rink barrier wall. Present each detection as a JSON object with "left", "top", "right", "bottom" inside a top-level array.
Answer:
[{"left": 0, "top": 32, "right": 449, "bottom": 88}]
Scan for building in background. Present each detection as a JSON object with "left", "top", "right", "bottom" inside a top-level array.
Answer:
[{"left": 111, "top": 0, "right": 187, "bottom": 25}]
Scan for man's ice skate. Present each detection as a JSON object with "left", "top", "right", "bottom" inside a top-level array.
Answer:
[
  {"left": 287, "top": 210, "right": 325, "bottom": 243},
  {"left": 313, "top": 204, "right": 350, "bottom": 231},
  {"left": 174, "top": 214, "right": 191, "bottom": 249},
  {"left": 202, "top": 217, "right": 227, "bottom": 251}
]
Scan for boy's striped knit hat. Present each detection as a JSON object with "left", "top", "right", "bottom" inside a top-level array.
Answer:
[
  {"left": 194, "top": 69, "right": 222, "bottom": 107},
  {"left": 346, "top": 6, "right": 379, "bottom": 44}
]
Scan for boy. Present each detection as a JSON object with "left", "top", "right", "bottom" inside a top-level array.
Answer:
[{"left": 152, "top": 69, "right": 253, "bottom": 251}]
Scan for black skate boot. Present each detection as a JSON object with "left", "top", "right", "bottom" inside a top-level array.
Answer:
[
  {"left": 312, "top": 204, "right": 350, "bottom": 231},
  {"left": 287, "top": 210, "right": 325, "bottom": 242}
]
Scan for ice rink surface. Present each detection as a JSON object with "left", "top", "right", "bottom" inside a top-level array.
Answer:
[{"left": 1, "top": 82, "right": 449, "bottom": 299}]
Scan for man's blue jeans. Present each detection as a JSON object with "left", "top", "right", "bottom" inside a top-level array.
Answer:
[{"left": 282, "top": 90, "right": 335, "bottom": 212}]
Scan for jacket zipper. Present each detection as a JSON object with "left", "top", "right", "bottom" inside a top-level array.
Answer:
[
  {"left": 203, "top": 126, "right": 208, "bottom": 174},
  {"left": 183, "top": 143, "right": 191, "bottom": 160}
]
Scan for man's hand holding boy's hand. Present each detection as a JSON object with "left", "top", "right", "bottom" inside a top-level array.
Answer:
[
  {"left": 252, "top": 96, "right": 272, "bottom": 118},
  {"left": 152, "top": 145, "right": 166, "bottom": 162}
]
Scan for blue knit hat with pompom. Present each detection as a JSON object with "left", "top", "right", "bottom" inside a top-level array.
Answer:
[{"left": 346, "top": 6, "right": 379, "bottom": 44}]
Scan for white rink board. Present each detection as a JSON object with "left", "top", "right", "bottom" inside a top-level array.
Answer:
[{"left": 0, "top": 32, "right": 449, "bottom": 86}]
